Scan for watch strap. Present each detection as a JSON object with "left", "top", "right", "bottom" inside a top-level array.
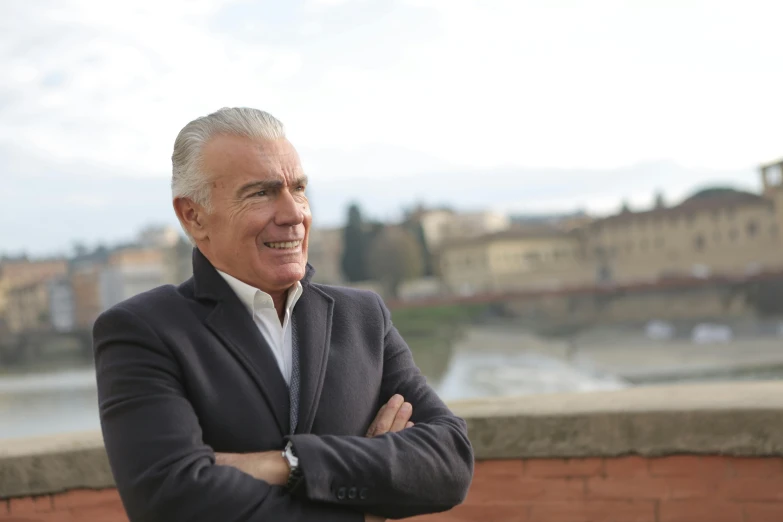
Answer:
[{"left": 283, "top": 441, "right": 305, "bottom": 493}]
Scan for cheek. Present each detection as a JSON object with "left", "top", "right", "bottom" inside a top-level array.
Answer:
[{"left": 229, "top": 206, "right": 270, "bottom": 235}]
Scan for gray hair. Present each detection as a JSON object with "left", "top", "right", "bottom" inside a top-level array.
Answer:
[{"left": 171, "top": 107, "right": 286, "bottom": 242}]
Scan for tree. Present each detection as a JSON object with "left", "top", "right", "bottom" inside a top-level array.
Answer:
[
  {"left": 341, "top": 204, "right": 368, "bottom": 282},
  {"left": 367, "top": 227, "right": 424, "bottom": 299},
  {"left": 400, "top": 210, "right": 434, "bottom": 277}
]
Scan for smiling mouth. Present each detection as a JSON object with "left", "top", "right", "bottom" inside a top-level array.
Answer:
[{"left": 264, "top": 240, "right": 303, "bottom": 250}]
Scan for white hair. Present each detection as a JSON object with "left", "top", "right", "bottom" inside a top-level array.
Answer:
[{"left": 171, "top": 107, "right": 286, "bottom": 242}]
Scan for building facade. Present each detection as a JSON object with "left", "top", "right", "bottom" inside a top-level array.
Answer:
[
  {"left": 0, "top": 258, "right": 68, "bottom": 333},
  {"left": 585, "top": 162, "right": 783, "bottom": 284},
  {"left": 437, "top": 161, "right": 783, "bottom": 295},
  {"left": 99, "top": 247, "right": 168, "bottom": 311},
  {"left": 438, "top": 226, "right": 592, "bottom": 295}
]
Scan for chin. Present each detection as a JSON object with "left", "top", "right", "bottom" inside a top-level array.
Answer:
[{"left": 267, "top": 263, "right": 306, "bottom": 286}]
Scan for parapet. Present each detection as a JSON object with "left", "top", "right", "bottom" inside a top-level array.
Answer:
[{"left": 3, "top": 381, "right": 783, "bottom": 514}]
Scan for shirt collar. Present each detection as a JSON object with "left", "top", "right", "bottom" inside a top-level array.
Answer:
[{"left": 217, "top": 270, "right": 303, "bottom": 316}]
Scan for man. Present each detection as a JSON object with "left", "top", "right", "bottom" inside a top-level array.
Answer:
[{"left": 93, "top": 107, "right": 474, "bottom": 522}]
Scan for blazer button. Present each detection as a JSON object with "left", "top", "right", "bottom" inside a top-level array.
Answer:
[
  {"left": 348, "top": 487, "right": 357, "bottom": 500},
  {"left": 359, "top": 488, "right": 369, "bottom": 500},
  {"left": 337, "top": 487, "right": 347, "bottom": 500}
]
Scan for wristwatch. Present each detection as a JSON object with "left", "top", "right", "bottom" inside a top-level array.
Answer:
[{"left": 282, "top": 441, "right": 305, "bottom": 493}]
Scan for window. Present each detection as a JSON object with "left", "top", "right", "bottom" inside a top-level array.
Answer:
[
  {"left": 694, "top": 234, "right": 706, "bottom": 251},
  {"left": 729, "top": 229, "right": 739, "bottom": 241},
  {"left": 712, "top": 231, "right": 722, "bottom": 242},
  {"left": 655, "top": 237, "right": 665, "bottom": 248},
  {"left": 747, "top": 220, "right": 759, "bottom": 237}
]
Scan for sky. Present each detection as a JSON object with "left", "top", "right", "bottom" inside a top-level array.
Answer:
[{"left": 2, "top": 0, "right": 783, "bottom": 256}]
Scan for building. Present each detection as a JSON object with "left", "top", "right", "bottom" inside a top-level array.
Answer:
[
  {"left": 584, "top": 161, "right": 783, "bottom": 284},
  {"left": 99, "top": 247, "right": 168, "bottom": 310},
  {"left": 437, "top": 160, "right": 783, "bottom": 294},
  {"left": 414, "top": 209, "right": 456, "bottom": 251},
  {"left": 48, "top": 277, "right": 75, "bottom": 332},
  {"left": 0, "top": 258, "right": 69, "bottom": 288},
  {"left": 137, "top": 225, "right": 181, "bottom": 249},
  {"left": 67, "top": 249, "right": 112, "bottom": 331},
  {"left": 70, "top": 262, "right": 105, "bottom": 330},
  {"left": 438, "top": 226, "right": 592, "bottom": 295},
  {"left": 409, "top": 209, "right": 513, "bottom": 254},
  {"left": 0, "top": 258, "right": 68, "bottom": 332},
  {"left": 5, "top": 280, "right": 51, "bottom": 333},
  {"left": 307, "top": 227, "right": 344, "bottom": 284},
  {"left": 439, "top": 210, "right": 511, "bottom": 242},
  {"left": 163, "top": 235, "right": 195, "bottom": 285}
]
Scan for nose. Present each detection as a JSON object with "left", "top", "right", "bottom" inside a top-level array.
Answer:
[{"left": 273, "top": 190, "right": 305, "bottom": 227}]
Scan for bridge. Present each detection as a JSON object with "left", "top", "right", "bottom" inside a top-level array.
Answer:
[{"left": 387, "top": 268, "right": 783, "bottom": 319}]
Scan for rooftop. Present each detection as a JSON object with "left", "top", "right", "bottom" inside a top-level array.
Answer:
[{"left": 593, "top": 185, "right": 770, "bottom": 227}]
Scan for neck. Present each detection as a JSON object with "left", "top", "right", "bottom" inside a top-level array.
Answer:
[{"left": 270, "top": 290, "right": 288, "bottom": 324}]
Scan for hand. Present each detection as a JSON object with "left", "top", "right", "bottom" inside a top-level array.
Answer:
[{"left": 365, "top": 394, "right": 414, "bottom": 437}]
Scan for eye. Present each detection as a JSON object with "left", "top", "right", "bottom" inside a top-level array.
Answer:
[{"left": 253, "top": 190, "right": 267, "bottom": 197}]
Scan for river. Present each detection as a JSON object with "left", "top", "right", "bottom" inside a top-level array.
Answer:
[{"left": 2, "top": 322, "right": 782, "bottom": 440}]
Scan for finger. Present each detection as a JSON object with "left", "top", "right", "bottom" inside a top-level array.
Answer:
[
  {"left": 366, "top": 394, "right": 404, "bottom": 437},
  {"left": 368, "top": 395, "right": 404, "bottom": 437},
  {"left": 405, "top": 422, "right": 414, "bottom": 429},
  {"left": 389, "top": 402, "right": 412, "bottom": 433}
]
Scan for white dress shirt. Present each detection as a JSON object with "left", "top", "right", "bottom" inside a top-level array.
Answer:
[{"left": 217, "top": 270, "right": 303, "bottom": 386}]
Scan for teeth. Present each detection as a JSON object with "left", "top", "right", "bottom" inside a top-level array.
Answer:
[{"left": 266, "top": 241, "right": 301, "bottom": 249}]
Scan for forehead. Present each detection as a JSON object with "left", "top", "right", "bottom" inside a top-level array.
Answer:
[{"left": 201, "top": 134, "right": 303, "bottom": 185}]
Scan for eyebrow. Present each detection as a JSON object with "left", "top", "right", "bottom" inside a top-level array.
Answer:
[{"left": 236, "top": 175, "right": 309, "bottom": 197}]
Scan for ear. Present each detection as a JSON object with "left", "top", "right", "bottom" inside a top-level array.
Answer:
[{"left": 173, "top": 197, "right": 209, "bottom": 242}]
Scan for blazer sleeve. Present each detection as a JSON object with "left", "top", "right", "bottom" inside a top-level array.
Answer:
[
  {"left": 287, "top": 293, "right": 475, "bottom": 519},
  {"left": 93, "top": 304, "right": 364, "bottom": 522}
]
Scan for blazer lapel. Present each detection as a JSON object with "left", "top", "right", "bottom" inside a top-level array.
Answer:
[
  {"left": 192, "top": 249, "right": 290, "bottom": 436},
  {"left": 292, "top": 281, "right": 334, "bottom": 434}
]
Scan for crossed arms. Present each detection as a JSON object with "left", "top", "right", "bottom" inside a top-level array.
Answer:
[
  {"left": 215, "top": 394, "right": 418, "bottom": 522},
  {"left": 93, "top": 296, "right": 474, "bottom": 522}
]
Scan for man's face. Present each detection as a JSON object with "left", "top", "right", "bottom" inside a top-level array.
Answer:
[{"left": 195, "top": 134, "right": 311, "bottom": 293}]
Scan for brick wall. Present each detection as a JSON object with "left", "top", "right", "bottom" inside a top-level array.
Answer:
[
  {"left": 414, "top": 455, "right": 783, "bottom": 522},
  {"left": 3, "top": 456, "right": 783, "bottom": 522},
  {"left": 0, "top": 489, "right": 126, "bottom": 522}
]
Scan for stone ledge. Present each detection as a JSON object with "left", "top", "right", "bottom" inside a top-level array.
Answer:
[
  {"left": 3, "top": 381, "right": 783, "bottom": 498},
  {"left": 451, "top": 381, "right": 783, "bottom": 459},
  {"left": 0, "top": 430, "right": 113, "bottom": 498}
]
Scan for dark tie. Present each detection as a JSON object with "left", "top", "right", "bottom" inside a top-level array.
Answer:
[{"left": 289, "top": 316, "right": 300, "bottom": 434}]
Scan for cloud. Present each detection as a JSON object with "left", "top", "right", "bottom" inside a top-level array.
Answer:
[
  {"left": 0, "top": 0, "right": 303, "bottom": 177},
  {"left": 1, "top": 0, "right": 782, "bottom": 254}
]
